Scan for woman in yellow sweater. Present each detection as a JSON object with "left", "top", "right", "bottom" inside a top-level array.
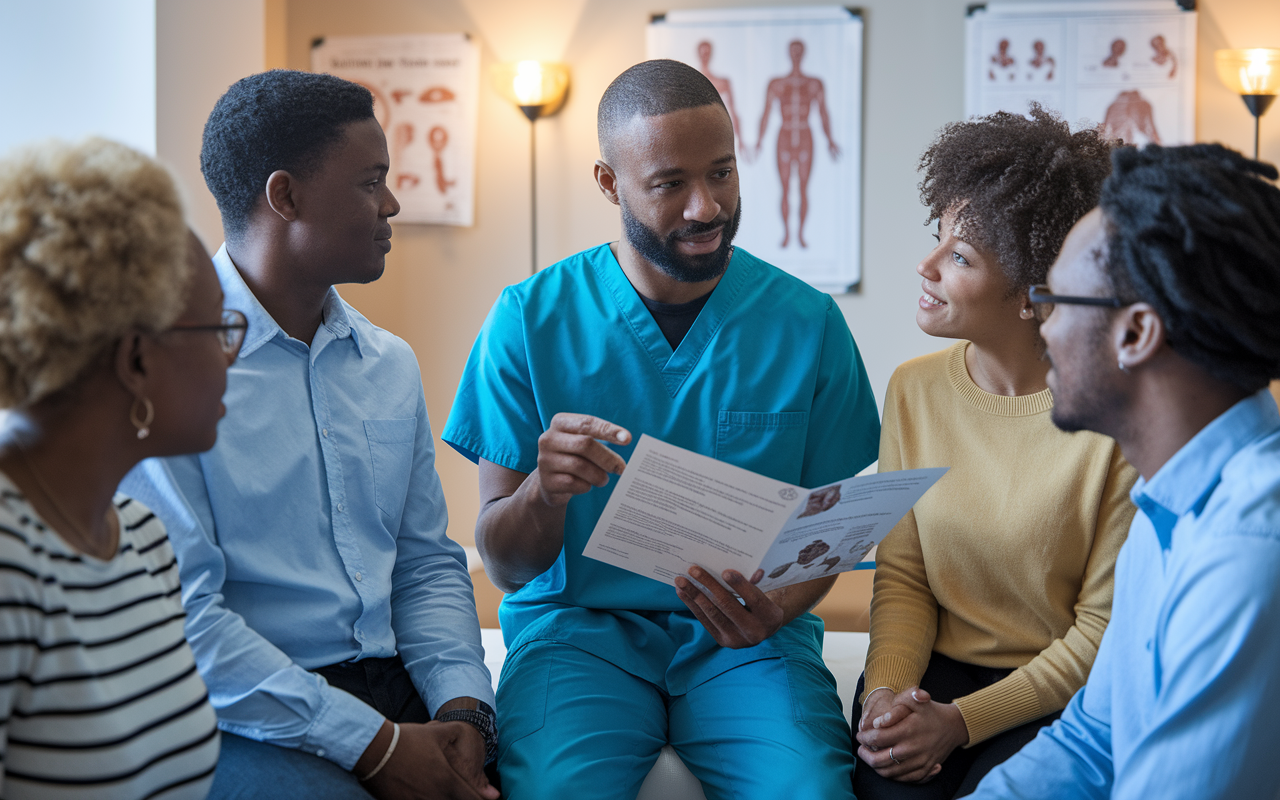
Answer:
[{"left": 851, "top": 106, "right": 1138, "bottom": 799}]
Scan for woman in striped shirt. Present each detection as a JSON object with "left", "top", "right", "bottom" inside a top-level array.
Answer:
[{"left": 0, "top": 138, "right": 239, "bottom": 799}]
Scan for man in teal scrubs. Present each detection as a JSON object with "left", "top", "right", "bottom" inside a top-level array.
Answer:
[{"left": 443, "top": 59, "right": 878, "bottom": 799}]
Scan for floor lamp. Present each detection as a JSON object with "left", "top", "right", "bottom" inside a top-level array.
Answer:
[
  {"left": 1215, "top": 48, "right": 1280, "bottom": 160},
  {"left": 493, "top": 61, "right": 570, "bottom": 276}
]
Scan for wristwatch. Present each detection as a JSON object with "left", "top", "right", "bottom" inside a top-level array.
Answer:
[{"left": 437, "top": 700, "right": 499, "bottom": 765}]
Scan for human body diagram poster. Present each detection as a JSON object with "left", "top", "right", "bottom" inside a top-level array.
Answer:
[
  {"left": 966, "top": 1, "right": 1196, "bottom": 146},
  {"left": 312, "top": 34, "right": 479, "bottom": 226},
  {"left": 648, "top": 7, "right": 863, "bottom": 293},
  {"left": 583, "top": 436, "right": 946, "bottom": 593}
]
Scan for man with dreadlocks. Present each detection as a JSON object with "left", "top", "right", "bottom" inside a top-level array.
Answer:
[
  {"left": 970, "top": 144, "right": 1280, "bottom": 799},
  {"left": 443, "top": 59, "right": 878, "bottom": 798}
]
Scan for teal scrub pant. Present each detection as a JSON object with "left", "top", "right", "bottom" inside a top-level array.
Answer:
[{"left": 495, "top": 640, "right": 856, "bottom": 800}]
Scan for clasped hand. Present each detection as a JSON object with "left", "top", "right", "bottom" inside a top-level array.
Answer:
[
  {"left": 855, "top": 687, "right": 969, "bottom": 784},
  {"left": 364, "top": 720, "right": 498, "bottom": 800}
]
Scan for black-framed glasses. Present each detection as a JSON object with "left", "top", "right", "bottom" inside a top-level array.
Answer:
[
  {"left": 167, "top": 308, "right": 249, "bottom": 357},
  {"left": 1028, "top": 284, "right": 1125, "bottom": 309}
]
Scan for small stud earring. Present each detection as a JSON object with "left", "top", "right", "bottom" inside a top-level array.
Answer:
[
  {"left": 1118, "top": 360, "right": 1130, "bottom": 374},
  {"left": 1020, "top": 307, "right": 1034, "bottom": 320},
  {"left": 130, "top": 396, "right": 155, "bottom": 440}
]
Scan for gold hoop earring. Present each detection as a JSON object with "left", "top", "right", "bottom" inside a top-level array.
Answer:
[{"left": 131, "top": 397, "right": 155, "bottom": 440}]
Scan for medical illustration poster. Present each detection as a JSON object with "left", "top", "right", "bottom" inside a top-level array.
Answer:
[
  {"left": 312, "top": 34, "right": 479, "bottom": 226},
  {"left": 648, "top": 7, "right": 863, "bottom": 293},
  {"left": 966, "top": 1, "right": 1195, "bottom": 147}
]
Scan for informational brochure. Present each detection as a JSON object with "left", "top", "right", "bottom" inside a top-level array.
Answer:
[{"left": 583, "top": 435, "right": 946, "bottom": 592}]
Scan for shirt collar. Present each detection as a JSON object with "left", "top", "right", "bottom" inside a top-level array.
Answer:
[
  {"left": 1131, "top": 389, "right": 1280, "bottom": 545},
  {"left": 213, "top": 244, "right": 364, "bottom": 358}
]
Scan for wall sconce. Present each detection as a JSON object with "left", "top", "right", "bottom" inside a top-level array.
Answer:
[
  {"left": 493, "top": 61, "right": 571, "bottom": 275},
  {"left": 1215, "top": 48, "right": 1280, "bottom": 160}
]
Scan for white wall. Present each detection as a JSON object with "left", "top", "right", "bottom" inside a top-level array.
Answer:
[{"left": 0, "top": 0, "right": 157, "bottom": 156}]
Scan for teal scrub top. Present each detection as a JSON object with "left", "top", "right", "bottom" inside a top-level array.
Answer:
[{"left": 444, "top": 244, "right": 879, "bottom": 694}]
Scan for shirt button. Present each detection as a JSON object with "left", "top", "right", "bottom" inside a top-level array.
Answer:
[
  {"left": 322, "top": 428, "right": 329, "bottom": 438},
  {"left": 316, "top": 749, "right": 325, "bottom": 757},
  {"left": 355, "top": 572, "right": 363, "bottom": 582},
  {"left": 336, "top": 503, "right": 344, "bottom": 512}
]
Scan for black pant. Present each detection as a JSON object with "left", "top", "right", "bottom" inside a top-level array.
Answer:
[
  {"left": 313, "top": 656, "right": 433, "bottom": 724},
  {"left": 850, "top": 652, "right": 1060, "bottom": 800}
]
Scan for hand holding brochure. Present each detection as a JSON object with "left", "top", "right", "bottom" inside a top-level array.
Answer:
[{"left": 582, "top": 435, "right": 946, "bottom": 591}]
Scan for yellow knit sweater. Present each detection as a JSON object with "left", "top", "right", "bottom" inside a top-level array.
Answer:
[{"left": 863, "top": 342, "right": 1138, "bottom": 746}]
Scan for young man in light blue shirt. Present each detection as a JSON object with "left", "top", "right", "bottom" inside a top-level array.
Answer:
[
  {"left": 958, "top": 145, "right": 1280, "bottom": 798},
  {"left": 123, "top": 70, "right": 498, "bottom": 800},
  {"left": 444, "top": 60, "right": 879, "bottom": 798}
]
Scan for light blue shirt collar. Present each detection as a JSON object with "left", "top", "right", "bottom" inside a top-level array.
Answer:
[
  {"left": 213, "top": 243, "right": 364, "bottom": 359},
  {"left": 1131, "top": 389, "right": 1280, "bottom": 548}
]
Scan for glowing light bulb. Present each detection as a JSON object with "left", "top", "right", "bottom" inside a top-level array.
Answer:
[
  {"left": 513, "top": 61, "right": 545, "bottom": 106},
  {"left": 1241, "top": 50, "right": 1274, "bottom": 94}
]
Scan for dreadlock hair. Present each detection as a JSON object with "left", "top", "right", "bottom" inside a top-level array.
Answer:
[
  {"left": 598, "top": 60, "right": 727, "bottom": 165},
  {"left": 200, "top": 70, "right": 375, "bottom": 241},
  {"left": 919, "top": 103, "right": 1117, "bottom": 293},
  {"left": 1099, "top": 143, "right": 1280, "bottom": 392}
]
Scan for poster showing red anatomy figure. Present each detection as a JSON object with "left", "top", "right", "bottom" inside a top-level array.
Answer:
[
  {"left": 649, "top": 7, "right": 863, "bottom": 293},
  {"left": 965, "top": 2, "right": 1196, "bottom": 148},
  {"left": 312, "top": 34, "right": 479, "bottom": 226}
]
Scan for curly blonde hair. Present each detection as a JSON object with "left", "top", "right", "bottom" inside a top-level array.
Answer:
[{"left": 0, "top": 138, "right": 190, "bottom": 408}]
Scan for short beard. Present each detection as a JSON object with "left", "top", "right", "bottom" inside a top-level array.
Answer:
[
  {"left": 1048, "top": 322, "right": 1125, "bottom": 436},
  {"left": 621, "top": 197, "right": 741, "bottom": 283}
]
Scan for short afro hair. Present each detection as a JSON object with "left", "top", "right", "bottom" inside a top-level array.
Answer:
[
  {"left": 0, "top": 137, "right": 190, "bottom": 407},
  {"left": 201, "top": 69, "right": 375, "bottom": 239},
  {"left": 919, "top": 103, "right": 1117, "bottom": 292},
  {"left": 1099, "top": 144, "right": 1280, "bottom": 392},
  {"left": 598, "top": 60, "right": 726, "bottom": 164}
]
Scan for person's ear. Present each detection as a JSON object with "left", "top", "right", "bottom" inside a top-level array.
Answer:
[
  {"left": 113, "top": 331, "right": 151, "bottom": 398},
  {"left": 264, "top": 170, "right": 300, "bottom": 222},
  {"left": 1114, "top": 302, "right": 1165, "bottom": 372},
  {"left": 594, "top": 160, "right": 620, "bottom": 206}
]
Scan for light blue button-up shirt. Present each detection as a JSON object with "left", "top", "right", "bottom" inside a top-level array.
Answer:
[
  {"left": 970, "top": 389, "right": 1280, "bottom": 799},
  {"left": 122, "top": 245, "right": 493, "bottom": 771}
]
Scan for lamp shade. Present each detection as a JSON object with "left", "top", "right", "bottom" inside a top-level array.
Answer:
[
  {"left": 1215, "top": 49, "right": 1280, "bottom": 96},
  {"left": 491, "top": 61, "right": 570, "bottom": 117}
]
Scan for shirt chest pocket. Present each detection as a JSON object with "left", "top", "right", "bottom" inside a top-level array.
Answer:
[
  {"left": 714, "top": 410, "right": 809, "bottom": 483},
  {"left": 365, "top": 418, "right": 417, "bottom": 520}
]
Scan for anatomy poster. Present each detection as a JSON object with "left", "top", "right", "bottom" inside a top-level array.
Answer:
[
  {"left": 312, "top": 34, "right": 479, "bottom": 226},
  {"left": 649, "top": 7, "right": 863, "bottom": 293},
  {"left": 966, "top": 2, "right": 1195, "bottom": 147}
]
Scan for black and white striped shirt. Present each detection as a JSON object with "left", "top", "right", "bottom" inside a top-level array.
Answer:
[{"left": 0, "top": 474, "right": 219, "bottom": 799}]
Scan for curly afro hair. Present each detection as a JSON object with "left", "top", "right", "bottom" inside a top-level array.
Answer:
[
  {"left": 0, "top": 137, "right": 190, "bottom": 408},
  {"left": 919, "top": 103, "right": 1117, "bottom": 292},
  {"left": 1099, "top": 144, "right": 1280, "bottom": 392},
  {"left": 200, "top": 69, "right": 374, "bottom": 240}
]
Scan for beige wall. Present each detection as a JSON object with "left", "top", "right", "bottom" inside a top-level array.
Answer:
[
  {"left": 268, "top": 0, "right": 1280, "bottom": 549},
  {"left": 157, "top": 0, "right": 267, "bottom": 248}
]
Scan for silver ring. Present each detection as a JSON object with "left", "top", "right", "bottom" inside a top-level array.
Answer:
[{"left": 890, "top": 746, "right": 902, "bottom": 765}]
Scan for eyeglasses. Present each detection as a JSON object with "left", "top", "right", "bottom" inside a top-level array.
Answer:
[
  {"left": 1028, "top": 284, "right": 1126, "bottom": 309},
  {"left": 166, "top": 309, "right": 249, "bottom": 358}
]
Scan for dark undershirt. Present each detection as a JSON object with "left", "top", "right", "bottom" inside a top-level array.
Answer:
[{"left": 639, "top": 290, "right": 713, "bottom": 350}]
